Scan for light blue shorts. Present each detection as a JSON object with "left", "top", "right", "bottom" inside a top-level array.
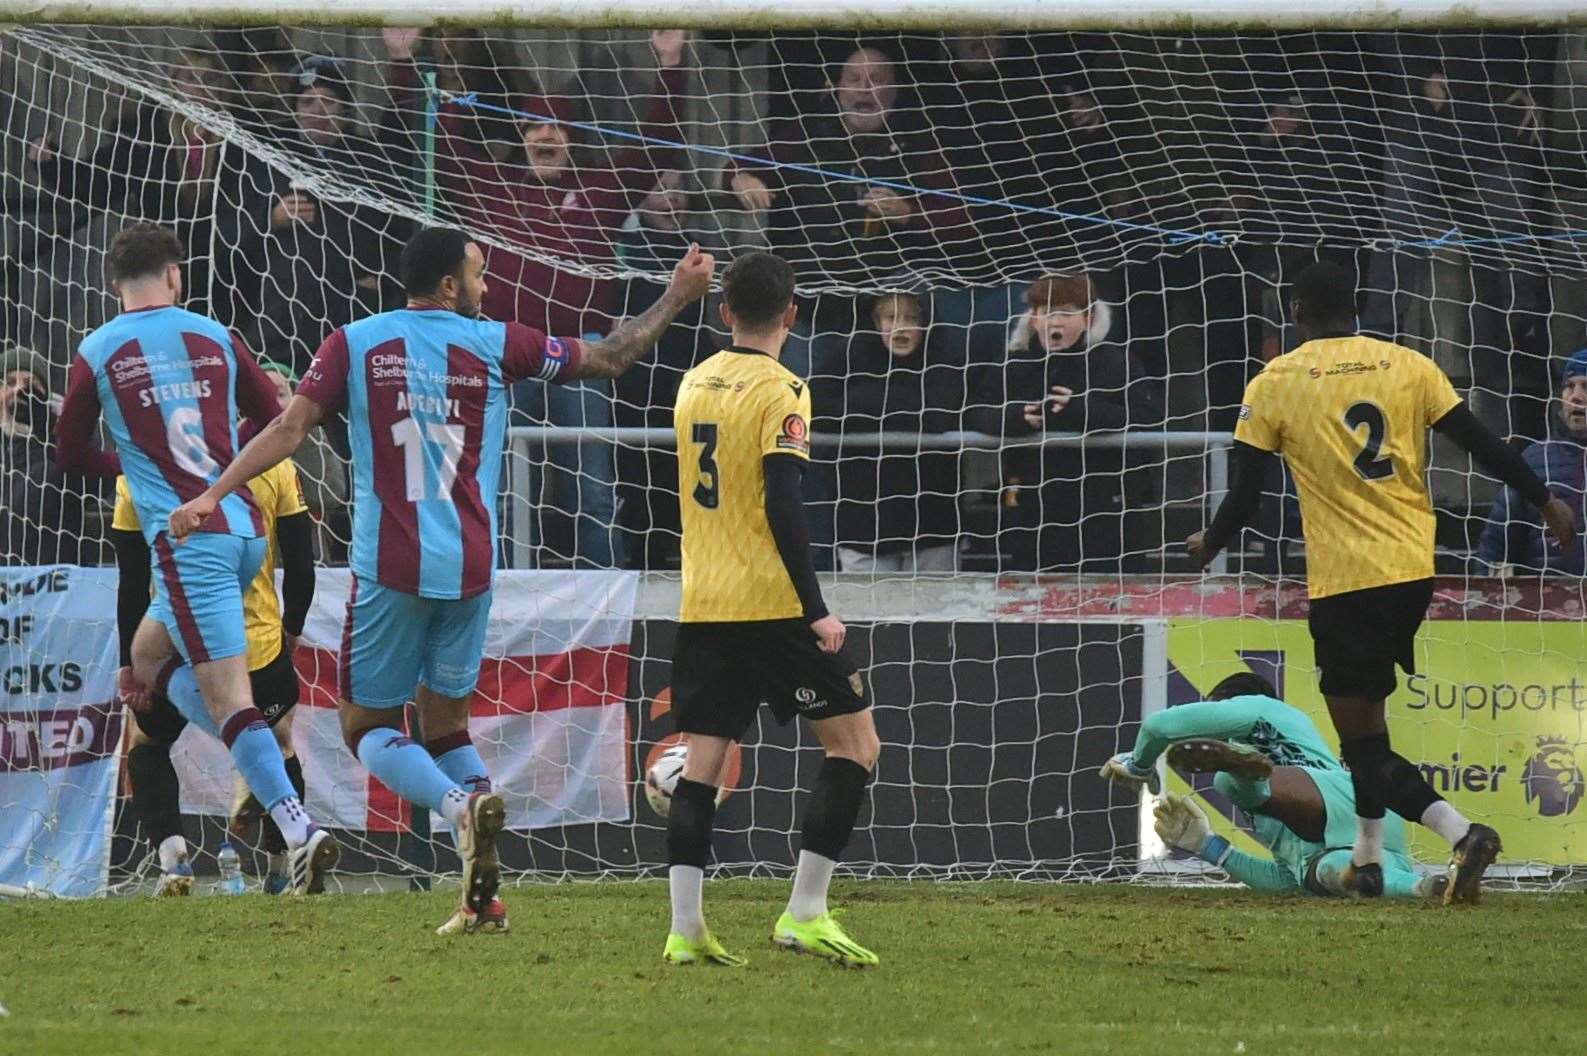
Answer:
[
  {"left": 337, "top": 576, "right": 492, "bottom": 708},
  {"left": 148, "top": 532, "right": 267, "bottom": 665}
]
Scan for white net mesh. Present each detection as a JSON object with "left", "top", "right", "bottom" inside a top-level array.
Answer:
[{"left": 2, "top": 24, "right": 1584, "bottom": 895}]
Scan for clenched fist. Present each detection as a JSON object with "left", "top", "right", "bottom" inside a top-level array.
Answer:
[{"left": 668, "top": 242, "right": 715, "bottom": 304}]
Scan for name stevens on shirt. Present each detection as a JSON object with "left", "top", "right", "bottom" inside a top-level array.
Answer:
[{"left": 137, "top": 378, "right": 213, "bottom": 407}]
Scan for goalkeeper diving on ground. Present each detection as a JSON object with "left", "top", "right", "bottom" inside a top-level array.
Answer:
[{"left": 1101, "top": 672, "right": 1445, "bottom": 899}]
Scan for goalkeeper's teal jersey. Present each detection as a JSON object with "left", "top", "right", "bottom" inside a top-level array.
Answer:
[
  {"left": 1132, "top": 694, "right": 1341, "bottom": 773},
  {"left": 1134, "top": 695, "right": 1414, "bottom": 893}
]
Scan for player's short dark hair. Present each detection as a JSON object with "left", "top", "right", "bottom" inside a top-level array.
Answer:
[
  {"left": 722, "top": 251, "right": 795, "bottom": 330},
  {"left": 1290, "top": 261, "right": 1356, "bottom": 326},
  {"left": 400, "top": 227, "right": 472, "bottom": 297},
  {"left": 1208, "top": 672, "right": 1279, "bottom": 702},
  {"left": 107, "top": 223, "right": 185, "bottom": 283}
]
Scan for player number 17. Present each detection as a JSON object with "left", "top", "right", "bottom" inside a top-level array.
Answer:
[{"left": 390, "top": 416, "right": 465, "bottom": 501}]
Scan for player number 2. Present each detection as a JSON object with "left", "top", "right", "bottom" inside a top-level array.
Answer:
[
  {"left": 1343, "top": 401, "right": 1394, "bottom": 482},
  {"left": 390, "top": 417, "right": 465, "bottom": 501},
  {"left": 692, "top": 422, "right": 719, "bottom": 509}
]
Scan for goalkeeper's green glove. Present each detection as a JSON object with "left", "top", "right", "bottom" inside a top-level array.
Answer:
[
  {"left": 1152, "top": 793, "right": 1232, "bottom": 867},
  {"left": 1099, "top": 751, "right": 1161, "bottom": 795}
]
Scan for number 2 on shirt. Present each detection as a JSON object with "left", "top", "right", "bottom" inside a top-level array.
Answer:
[
  {"left": 1344, "top": 401, "right": 1394, "bottom": 482},
  {"left": 390, "top": 416, "right": 465, "bottom": 500}
]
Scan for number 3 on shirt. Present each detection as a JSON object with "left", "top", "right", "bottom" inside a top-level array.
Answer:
[
  {"left": 1344, "top": 401, "right": 1394, "bottom": 482},
  {"left": 692, "top": 422, "right": 719, "bottom": 509},
  {"left": 390, "top": 417, "right": 465, "bottom": 500}
]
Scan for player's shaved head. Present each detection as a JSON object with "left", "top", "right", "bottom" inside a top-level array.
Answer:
[
  {"left": 722, "top": 251, "right": 796, "bottom": 332},
  {"left": 1290, "top": 261, "right": 1356, "bottom": 333},
  {"left": 1208, "top": 672, "right": 1279, "bottom": 701},
  {"left": 401, "top": 226, "right": 472, "bottom": 298}
]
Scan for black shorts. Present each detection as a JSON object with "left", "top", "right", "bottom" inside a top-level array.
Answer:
[
  {"left": 248, "top": 645, "right": 302, "bottom": 725},
  {"left": 133, "top": 645, "right": 301, "bottom": 745},
  {"left": 670, "top": 619, "right": 868, "bottom": 740},
  {"left": 1308, "top": 578, "right": 1433, "bottom": 700}
]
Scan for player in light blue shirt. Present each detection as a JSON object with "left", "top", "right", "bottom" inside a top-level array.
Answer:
[
  {"left": 172, "top": 226, "right": 714, "bottom": 932},
  {"left": 56, "top": 222, "right": 336, "bottom": 894},
  {"left": 1101, "top": 673, "right": 1441, "bottom": 898}
]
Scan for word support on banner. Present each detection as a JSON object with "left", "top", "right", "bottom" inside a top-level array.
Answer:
[
  {"left": 170, "top": 569, "right": 637, "bottom": 833},
  {"left": 1168, "top": 618, "right": 1587, "bottom": 867},
  {"left": 0, "top": 567, "right": 121, "bottom": 897}
]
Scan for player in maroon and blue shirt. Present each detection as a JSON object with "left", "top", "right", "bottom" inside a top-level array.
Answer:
[
  {"left": 171, "top": 226, "right": 714, "bottom": 932},
  {"left": 56, "top": 223, "right": 337, "bottom": 894}
]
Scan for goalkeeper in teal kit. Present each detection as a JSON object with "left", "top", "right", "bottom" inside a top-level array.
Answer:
[{"left": 1101, "top": 673, "right": 1443, "bottom": 898}]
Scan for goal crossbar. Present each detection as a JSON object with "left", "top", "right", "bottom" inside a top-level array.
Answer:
[{"left": 3, "top": 0, "right": 1585, "bottom": 30}]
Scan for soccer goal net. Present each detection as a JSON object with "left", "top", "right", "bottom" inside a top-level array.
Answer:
[{"left": 3, "top": 10, "right": 1585, "bottom": 896}]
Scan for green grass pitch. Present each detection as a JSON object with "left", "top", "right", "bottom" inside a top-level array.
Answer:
[{"left": 3, "top": 881, "right": 1582, "bottom": 1055}]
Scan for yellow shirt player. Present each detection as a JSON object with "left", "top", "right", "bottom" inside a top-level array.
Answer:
[
  {"left": 112, "top": 456, "right": 317, "bottom": 896},
  {"left": 662, "top": 251, "right": 881, "bottom": 970},
  {"left": 1189, "top": 261, "right": 1573, "bottom": 905}
]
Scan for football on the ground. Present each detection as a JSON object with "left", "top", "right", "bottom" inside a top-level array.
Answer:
[{"left": 644, "top": 744, "right": 689, "bottom": 817}]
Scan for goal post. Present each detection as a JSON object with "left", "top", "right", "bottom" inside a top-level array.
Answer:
[
  {"left": 4, "top": 0, "right": 1587, "bottom": 28},
  {"left": 4, "top": 7, "right": 1587, "bottom": 896}
]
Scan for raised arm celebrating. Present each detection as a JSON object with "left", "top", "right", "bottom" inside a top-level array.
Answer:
[{"left": 568, "top": 243, "right": 714, "bottom": 379}]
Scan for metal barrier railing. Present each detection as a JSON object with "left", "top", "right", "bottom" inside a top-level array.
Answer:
[{"left": 502, "top": 427, "right": 1235, "bottom": 572}]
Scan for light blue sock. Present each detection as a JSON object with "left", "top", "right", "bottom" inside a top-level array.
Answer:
[
  {"left": 223, "top": 711, "right": 296, "bottom": 812},
  {"left": 433, "top": 744, "right": 491, "bottom": 794},
  {"left": 357, "top": 728, "right": 467, "bottom": 818},
  {"left": 160, "top": 663, "right": 219, "bottom": 739}
]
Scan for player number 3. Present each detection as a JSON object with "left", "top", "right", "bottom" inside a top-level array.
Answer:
[
  {"left": 390, "top": 416, "right": 465, "bottom": 501},
  {"left": 692, "top": 422, "right": 719, "bottom": 509}
]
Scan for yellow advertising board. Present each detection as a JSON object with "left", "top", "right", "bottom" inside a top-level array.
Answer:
[{"left": 1167, "top": 619, "right": 1587, "bottom": 866}]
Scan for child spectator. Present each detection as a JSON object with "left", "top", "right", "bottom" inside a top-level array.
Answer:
[
  {"left": 1477, "top": 350, "right": 1587, "bottom": 576},
  {"left": 812, "top": 291, "right": 966, "bottom": 572}
]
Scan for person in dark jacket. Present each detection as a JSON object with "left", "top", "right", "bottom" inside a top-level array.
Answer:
[
  {"left": 611, "top": 168, "right": 714, "bottom": 570},
  {"left": 30, "top": 52, "right": 243, "bottom": 322},
  {"left": 0, "top": 346, "right": 88, "bottom": 565},
  {"left": 726, "top": 46, "right": 976, "bottom": 288},
  {"left": 911, "top": 36, "right": 1090, "bottom": 281},
  {"left": 813, "top": 291, "right": 966, "bottom": 571},
  {"left": 968, "top": 272, "right": 1164, "bottom": 572},
  {"left": 234, "top": 56, "right": 412, "bottom": 376},
  {"left": 1477, "top": 349, "right": 1587, "bottom": 576}
]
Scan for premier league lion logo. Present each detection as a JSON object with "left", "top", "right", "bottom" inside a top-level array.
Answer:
[{"left": 1522, "top": 737, "right": 1585, "bottom": 818}]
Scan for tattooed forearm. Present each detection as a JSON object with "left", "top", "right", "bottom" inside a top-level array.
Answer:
[{"left": 574, "top": 290, "right": 691, "bottom": 379}]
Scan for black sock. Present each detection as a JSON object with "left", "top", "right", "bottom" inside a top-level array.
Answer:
[
  {"left": 799, "top": 757, "right": 871, "bottom": 861},
  {"left": 127, "top": 742, "right": 183, "bottom": 851},
  {"left": 1341, "top": 733, "right": 1442, "bottom": 822},
  {"left": 261, "top": 754, "right": 306, "bottom": 855},
  {"left": 666, "top": 777, "right": 718, "bottom": 869}
]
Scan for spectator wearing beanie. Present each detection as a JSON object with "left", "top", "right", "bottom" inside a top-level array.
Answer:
[
  {"left": 1, "top": 346, "right": 89, "bottom": 565},
  {"left": 229, "top": 55, "right": 412, "bottom": 376},
  {"left": 1477, "top": 349, "right": 1587, "bottom": 576}
]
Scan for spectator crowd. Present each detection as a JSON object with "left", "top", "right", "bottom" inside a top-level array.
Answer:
[{"left": 3, "top": 27, "right": 1585, "bottom": 577}]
